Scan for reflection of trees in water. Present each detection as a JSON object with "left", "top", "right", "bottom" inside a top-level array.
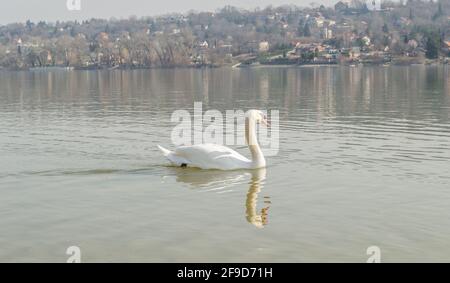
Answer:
[
  {"left": 2, "top": 67, "right": 448, "bottom": 126},
  {"left": 4, "top": 67, "right": 448, "bottom": 121}
]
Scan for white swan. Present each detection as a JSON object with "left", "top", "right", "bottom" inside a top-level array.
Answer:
[{"left": 158, "top": 110, "right": 269, "bottom": 170}]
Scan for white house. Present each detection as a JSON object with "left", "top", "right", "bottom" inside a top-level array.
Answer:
[
  {"left": 362, "top": 36, "right": 371, "bottom": 46},
  {"left": 199, "top": 41, "right": 209, "bottom": 49},
  {"left": 259, "top": 41, "right": 270, "bottom": 53}
]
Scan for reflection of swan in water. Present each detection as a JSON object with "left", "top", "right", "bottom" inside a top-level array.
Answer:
[
  {"left": 167, "top": 167, "right": 270, "bottom": 227},
  {"left": 245, "top": 168, "right": 270, "bottom": 228},
  {"left": 169, "top": 167, "right": 251, "bottom": 190}
]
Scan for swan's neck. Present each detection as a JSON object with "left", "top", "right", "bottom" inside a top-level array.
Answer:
[
  {"left": 249, "top": 144, "right": 265, "bottom": 167},
  {"left": 246, "top": 117, "right": 266, "bottom": 168}
]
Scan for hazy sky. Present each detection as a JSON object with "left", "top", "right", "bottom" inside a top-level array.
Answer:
[{"left": 0, "top": 0, "right": 335, "bottom": 25}]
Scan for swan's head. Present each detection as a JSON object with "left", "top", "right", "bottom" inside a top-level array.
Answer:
[
  {"left": 247, "top": 110, "right": 270, "bottom": 127},
  {"left": 245, "top": 110, "right": 270, "bottom": 148}
]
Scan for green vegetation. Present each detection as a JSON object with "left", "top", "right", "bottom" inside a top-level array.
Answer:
[{"left": 425, "top": 30, "right": 441, "bottom": 59}]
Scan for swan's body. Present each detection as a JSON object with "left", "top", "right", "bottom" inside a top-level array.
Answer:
[
  {"left": 158, "top": 110, "right": 268, "bottom": 170},
  {"left": 158, "top": 143, "right": 263, "bottom": 170}
]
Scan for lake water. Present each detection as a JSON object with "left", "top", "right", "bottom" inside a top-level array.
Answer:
[{"left": 0, "top": 66, "right": 449, "bottom": 262}]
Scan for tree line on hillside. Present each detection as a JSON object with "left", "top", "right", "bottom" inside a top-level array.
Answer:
[{"left": 0, "top": 0, "right": 449, "bottom": 69}]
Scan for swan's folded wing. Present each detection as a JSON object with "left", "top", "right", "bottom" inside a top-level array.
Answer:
[{"left": 174, "top": 144, "right": 251, "bottom": 169}]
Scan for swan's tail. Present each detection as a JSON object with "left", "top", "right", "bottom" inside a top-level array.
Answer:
[
  {"left": 157, "top": 145, "right": 190, "bottom": 167},
  {"left": 157, "top": 145, "right": 172, "bottom": 157}
]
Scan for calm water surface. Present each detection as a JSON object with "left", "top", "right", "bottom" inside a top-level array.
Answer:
[{"left": 0, "top": 66, "right": 449, "bottom": 262}]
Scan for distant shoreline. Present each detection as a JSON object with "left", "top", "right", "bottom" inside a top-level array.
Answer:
[
  {"left": 0, "top": 62, "right": 448, "bottom": 72},
  {"left": 2, "top": 2, "right": 449, "bottom": 73}
]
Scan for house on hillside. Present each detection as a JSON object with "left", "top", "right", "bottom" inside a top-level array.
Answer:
[
  {"left": 259, "top": 41, "right": 270, "bottom": 53},
  {"left": 198, "top": 41, "right": 209, "bottom": 49},
  {"left": 350, "top": 46, "right": 361, "bottom": 59},
  {"left": 321, "top": 27, "right": 333, "bottom": 39},
  {"left": 443, "top": 41, "right": 450, "bottom": 56}
]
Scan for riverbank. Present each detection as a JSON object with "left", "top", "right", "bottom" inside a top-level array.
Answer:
[{"left": 1, "top": 57, "right": 448, "bottom": 72}]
